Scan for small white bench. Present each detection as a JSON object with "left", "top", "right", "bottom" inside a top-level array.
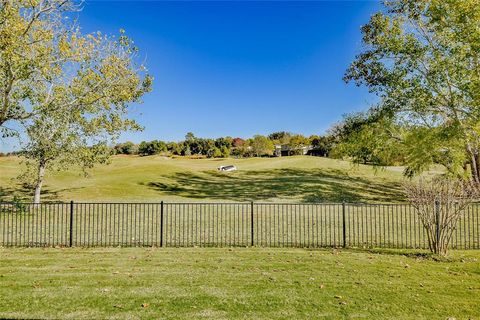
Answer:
[{"left": 218, "top": 165, "right": 237, "bottom": 172}]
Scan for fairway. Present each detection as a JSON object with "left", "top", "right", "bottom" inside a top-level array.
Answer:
[
  {"left": 0, "top": 155, "right": 431, "bottom": 203},
  {"left": 0, "top": 247, "right": 478, "bottom": 319}
]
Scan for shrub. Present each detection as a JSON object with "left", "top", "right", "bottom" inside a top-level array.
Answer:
[{"left": 404, "top": 178, "right": 478, "bottom": 256}]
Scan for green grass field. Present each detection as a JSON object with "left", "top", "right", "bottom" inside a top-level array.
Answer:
[
  {"left": 0, "top": 247, "right": 479, "bottom": 319},
  {"left": 0, "top": 155, "right": 439, "bottom": 203}
]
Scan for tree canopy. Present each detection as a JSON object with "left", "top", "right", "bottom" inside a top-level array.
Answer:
[
  {"left": 5, "top": 1, "right": 152, "bottom": 202},
  {"left": 343, "top": 0, "right": 480, "bottom": 183}
]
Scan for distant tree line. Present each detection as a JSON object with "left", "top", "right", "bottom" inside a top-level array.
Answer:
[{"left": 112, "top": 132, "right": 335, "bottom": 158}]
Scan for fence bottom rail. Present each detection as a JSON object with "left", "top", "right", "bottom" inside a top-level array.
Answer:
[{"left": 0, "top": 202, "right": 478, "bottom": 250}]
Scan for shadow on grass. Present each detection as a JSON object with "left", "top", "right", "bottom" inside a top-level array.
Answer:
[
  {"left": 143, "top": 168, "right": 405, "bottom": 203},
  {"left": 0, "top": 185, "right": 84, "bottom": 203},
  {"left": 351, "top": 248, "right": 460, "bottom": 262}
]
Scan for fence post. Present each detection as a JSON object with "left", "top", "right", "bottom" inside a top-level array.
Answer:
[
  {"left": 160, "top": 201, "right": 164, "bottom": 248},
  {"left": 342, "top": 202, "right": 347, "bottom": 248},
  {"left": 250, "top": 201, "right": 254, "bottom": 247},
  {"left": 435, "top": 199, "right": 440, "bottom": 253},
  {"left": 69, "top": 200, "right": 74, "bottom": 247}
]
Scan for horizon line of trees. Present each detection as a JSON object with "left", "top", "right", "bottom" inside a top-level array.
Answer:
[{"left": 112, "top": 132, "right": 335, "bottom": 158}]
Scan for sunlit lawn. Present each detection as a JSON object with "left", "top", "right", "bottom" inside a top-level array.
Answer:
[
  {"left": 0, "top": 247, "right": 479, "bottom": 319},
  {"left": 0, "top": 155, "right": 438, "bottom": 203}
]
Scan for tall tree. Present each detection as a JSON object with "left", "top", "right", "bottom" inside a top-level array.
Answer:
[
  {"left": 0, "top": 0, "right": 78, "bottom": 135},
  {"left": 344, "top": 0, "right": 480, "bottom": 184},
  {"left": 19, "top": 22, "right": 151, "bottom": 203},
  {"left": 248, "top": 135, "right": 274, "bottom": 157}
]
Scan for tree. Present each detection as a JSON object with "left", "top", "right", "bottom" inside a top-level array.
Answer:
[
  {"left": 231, "top": 137, "right": 246, "bottom": 157},
  {"left": 19, "top": 23, "right": 151, "bottom": 203},
  {"left": 404, "top": 178, "right": 478, "bottom": 256},
  {"left": 167, "top": 141, "right": 182, "bottom": 155},
  {"left": 0, "top": 1, "right": 80, "bottom": 136},
  {"left": 344, "top": 0, "right": 480, "bottom": 185},
  {"left": 329, "top": 111, "right": 405, "bottom": 165},
  {"left": 309, "top": 135, "right": 334, "bottom": 157},
  {"left": 215, "top": 136, "right": 233, "bottom": 150},
  {"left": 200, "top": 138, "right": 215, "bottom": 156},
  {"left": 138, "top": 140, "right": 167, "bottom": 156},
  {"left": 114, "top": 142, "right": 138, "bottom": 155},
  {"left": 220, "top": 145, "right": 230, "bottom": 158},
  {"left": 248, "top": 135, "right": 274, "bottom": 157},
  {"left": 268, "top": 131, "right": 291, "bottom": 145},
  {"left": 232, "top": 137, "right": 245, "bottom": 148},
  {"left": 185, "top": 132, "right": 195, "bottom": 143},
  {"left": 208, "top": 146, "right": 222, "bottom": 158},
  {"left": 20, "top": 110, "right": 112, "bottom": 203},
  {"left": 286, "top": 134, "right": 309, "bottom": 155},
  {"left": 182, "top": 144, "right": 191, "bottom": 156}
]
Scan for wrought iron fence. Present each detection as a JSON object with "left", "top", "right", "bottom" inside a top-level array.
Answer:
[{"left": 0, "top": 201, "right": 479, "bottom": 249}]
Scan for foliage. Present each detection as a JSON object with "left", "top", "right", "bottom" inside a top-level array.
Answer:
[
  {"left": 81, "top": 132, "right": 334, "bottom": 160},
  {"left": 232, "top": 137, "right": 245, "bottom": 147},
  {"left": 14, "top": 3, "right": 152, "bottom": 202},
  {"left": 344, "top": 0, "right": 480, "bottom": 184},
  {"left": 166, "top": 142, "right": 182, "bottom": 155},
  {"left": 0, "top": 0, "right": 77, "bottom": 132},
  {"left": 247, "top": 135, "right": 274, "bottom": 157},
  {"left": 309, "top": 135, "right": 334, "bottom": 157},
  {"left": 138, "top": 140, "right": 167, "bottom": 156},
  {"left": 114, "top": 142, "right": 138, "bottom": 155},
  {"left": 220, "top": 145, "right": 230, "bottom": 158},
  {"left": 330, "top": 111, "right": 405, "bottom": 166},
  {"left": 215, "top": 136, "right": 233, "bottom": 150},
  {"left": 208, "top": 146, "right": 222, "bottom": 158},
  {"left": 182, "top": 144, "right": 191, "bottom": 156},
  {"left": 268, "top": 131, "right": 291, "bottom": 144},
  {"left": 286, "top": 134, "right": 309, "bottom": 155},
  {"left": 404, "top": 177, "right": 478, "bottom": 256}
]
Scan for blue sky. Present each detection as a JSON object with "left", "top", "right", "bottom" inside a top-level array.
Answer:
[{"left": 2, "top": 1, "right": 381, "bottom": 151}]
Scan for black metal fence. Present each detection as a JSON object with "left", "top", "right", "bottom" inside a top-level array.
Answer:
[{"left": 0, "top": 202, "right": 479, "bottom": 249}]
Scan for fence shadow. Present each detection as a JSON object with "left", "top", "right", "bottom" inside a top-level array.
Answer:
[{"left": 143, "top": 168, "right": 405, "bottom": 203}]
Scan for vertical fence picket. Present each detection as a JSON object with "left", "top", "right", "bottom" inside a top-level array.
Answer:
[{"left": 0, "top": 201, "right": 479, "bottom": 250}]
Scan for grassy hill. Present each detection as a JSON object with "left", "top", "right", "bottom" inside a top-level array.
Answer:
[{"left": 0, "top": 155, "right": 436, "bottom": 203}]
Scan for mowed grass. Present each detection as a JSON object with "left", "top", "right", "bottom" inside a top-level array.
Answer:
[
  {"left": 0, "top": 155, "right": 439, "bottom": 203},
  {"left": 0, "top": 247, "right": 478, "bottom": 319}
]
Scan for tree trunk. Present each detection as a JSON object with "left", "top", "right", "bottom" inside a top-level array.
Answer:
[
  {"left": 475, "top": 152, "right": 480, "bottom": 183},
  {"left": 33, "top": 161, "right": 46, "bottom": 204},
  {"left": 466, "top": 145, "right": 480, "bottom": 186}
]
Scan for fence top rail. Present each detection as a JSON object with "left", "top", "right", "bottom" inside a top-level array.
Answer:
[
  {"left": 0, "top": 202, "right": 68, "bottom": 205},
  {"left": 0, "top": 201, "right": 416, "bottom": 205},
  {"left": 1, "top": 201, "right": 479, "bottom": 206}
]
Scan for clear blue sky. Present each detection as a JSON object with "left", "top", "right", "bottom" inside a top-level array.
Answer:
[{"left": 2, "top": 1, "right": 381, "bottom": 151}]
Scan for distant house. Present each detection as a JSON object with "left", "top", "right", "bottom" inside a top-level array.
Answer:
[
  {"left": 274, "top": 144, "right": 312, "bottom": 157},
  {"left": 274, "top": 144, "right": 328, "bottom": 157}
]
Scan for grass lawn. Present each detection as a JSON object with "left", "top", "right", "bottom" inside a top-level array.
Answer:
[
  {"left": 0, "top": 155, "right": 442, "bottom": 203},
  {"left": 0, "top": 248, "right": 479, "bottom": 319}
]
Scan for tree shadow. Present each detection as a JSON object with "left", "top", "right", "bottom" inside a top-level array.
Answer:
[
  {"left": 0, "top": 185, "right": 84, "bottom": 202},
  {"left": 142, "top": 168, "right": 405, "bottom": 203}
]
